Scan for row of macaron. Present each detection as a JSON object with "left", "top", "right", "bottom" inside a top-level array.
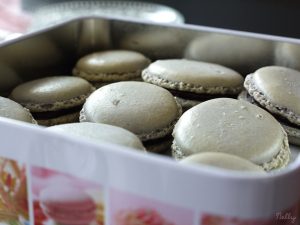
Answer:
[{"left": 1, "top": 49, "right": 299, "bottom": 173}]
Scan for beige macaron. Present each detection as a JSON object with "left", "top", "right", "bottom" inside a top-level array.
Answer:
[
  {"left": 73, "top": 50, "right": 150, "bottom": 87},
  {"left": 244, "top": 66, "right": 300, "bottom": 145},
  {"left": 47, "top": 122, "right": 145, "bottom": 151},
  {"left": 180, "top": 152, "right": 265, "bottom": 172},
  {"left": 172, "top": 98, "right": 290, "bottom": 171},
  {"left": 80, "top": 81, "right": 182, "bottom": 152},
  {"left": 10, "top": 76, "right": 94, "bottom": 126},
  {"left": 0, "top": 96, "right": 36, "bottom": 124},
  {"left": 142, "top": 59, "right": 244, "bottom": 110}
]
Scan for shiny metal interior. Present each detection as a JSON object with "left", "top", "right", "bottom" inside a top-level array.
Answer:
[{"left": 0, "top": 16, "right": 300, "bottom": 96}]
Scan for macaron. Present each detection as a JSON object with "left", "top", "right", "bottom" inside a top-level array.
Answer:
[
  {"left": 0, "top": 96, "right": 36, "bottom": 124},
  {"left": 244, "top": 66, "right": 300, "bottom": 145},
  {"left": 72, "top": 50, "right": 151, "bottom": 87},
  {"left": 118, "top": 29, "right": 185, "bottom": 59},
  {"left": 40, "top": 186, "right": 97, "bottom": 225},
  {"left": 80, "top": 81, "right": 182, "bottom": 153},
  {"left": 10, "top": 76, "right": 94, "bottom": 126},
  {"left": 274, "top": 42, "right": 300, "bottom": 71},
  {"left": 184, "top": 34, "right": 273, "bottom": 73},
  {"left": 142, "top": 59, "right": 244, "bottom": 111},
  {"left": 172, "top": 98, "right": 290, "bottom": 171},
  {"left": 47, "top": 122, "right": 145, "bottom": 151},
  {"left": 180, "top": 152, "right": 265, "bottom": 172}
]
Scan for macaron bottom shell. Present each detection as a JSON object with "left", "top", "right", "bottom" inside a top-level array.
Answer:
[{"left": 180, "top": 152, "right": 265, "bottom": 172}]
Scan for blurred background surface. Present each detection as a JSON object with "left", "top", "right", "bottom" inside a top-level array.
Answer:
[{"left": 22, "top": 0, "right": 300, "bottom": 38}]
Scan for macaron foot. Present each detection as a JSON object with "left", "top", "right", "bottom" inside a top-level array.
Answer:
[{"left": 262, "top": 131, "right": 290, "bottom": 171}]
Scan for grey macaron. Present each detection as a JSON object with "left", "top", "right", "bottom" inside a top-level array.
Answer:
[
  {"left": 243, "top": 66, "right": 300, "bottom": 145},
  {"left": 10, "top": 76, "right": 95, "bottom": 126},
  {"left": 80, "top": 81, "right": 182, "bottom": 152},
  {"left": 142, "top": 59, "right": 244, "bottom": 111},
  {"left": 0, "top": 96, "right": 36, "bottom": 124},
  {"left": 172, "top": 98, "right": 290, "bottom": 171},
  {"left": 73, "top": 50, "right": 150, "bottom": 87}
]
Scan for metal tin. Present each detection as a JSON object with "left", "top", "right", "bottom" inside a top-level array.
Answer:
[
  {"left": 0, "top": 16, "right": 300, "bottom": 224},
  {"left": 29, "top": 1, "right": 185, "bottom": 31}
]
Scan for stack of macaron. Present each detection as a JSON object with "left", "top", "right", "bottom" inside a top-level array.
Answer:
[
  {"left": 240, "top": 66, "right": 300, "bottom": 146},
  {"left": 173, "top": 98, "right": 290, "bottom": 171},
  {"left": 73, "top": 50, "right": 151, "bottom": 88},
  {"left": 80, "top": 81, "right": 182, "bottom": 153},
  {"left": 9, "top": 76, "right": 95, "bottom": 126},
  {"left": 142, "top": 59, "right": 244, "bottom": 111},
  {"left": 1, "top": 45, "right": 297, "bottom": 174}
]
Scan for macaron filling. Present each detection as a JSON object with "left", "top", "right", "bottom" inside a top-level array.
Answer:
[
  {"left": 31, "top": 105, "right": 82, "bottom": 120},
  {"left": 73, "top": 70, "right": 143, "bottom": 82},
  {"left": 168, "top": 89, "right": 238, "bottom": 101},
  {"left": 143, "top": 135, "right": 173, "bottom": 153}
]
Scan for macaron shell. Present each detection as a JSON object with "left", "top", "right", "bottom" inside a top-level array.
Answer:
[
  {"left": 180, "top": 152, "right": 265, "bottom": 172},
  {"left": 10, "top": 76, "right": 94, "bottom": 111},
  {"left": 73, "top": 50, "right": 150, "bottom": 75},
  {"left": 47, "top": 122, "right": 145, "bottom": 150},
  {"left": 248, "top": 66, "right": 300, "bottom": 120},
  {"left": 142, "top": 59, "right": 243, "bottom": 93},
  {"left": 172, "top": 98, "right": 290, "bottom": 170},
  {"left": 0, "top": 96, "right": 36, "bottom": 124},
  {"left": 80, "top": 81, "right": 182, "bottom": 141}
]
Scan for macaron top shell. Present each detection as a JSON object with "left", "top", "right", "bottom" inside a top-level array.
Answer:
[
  {"left": 142, "top": 59, "right": 243, "bottom": 92},
  {"left": 74, "top": 50, "right": 150, "bottom": 74},
  {"left": 10, "top": 76, "right": 94, "bottom": 111},
  {"left": 252, "top": 66, "right": 300, "bottom": 115},
  {"left": 0, "top": 96, "right": 36, "bottom": 123},
  {"left": 47, "top": 122, "right": 145, "bottom": 151},
  {"left": 180, "top": 152, "right": 265, "bottom": 172},
  {"left": 173, "top": 98, "right": 289, "bottom": 169},
  {"left": 80, "top": 81, "right": 181, "bottom": 140}
]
